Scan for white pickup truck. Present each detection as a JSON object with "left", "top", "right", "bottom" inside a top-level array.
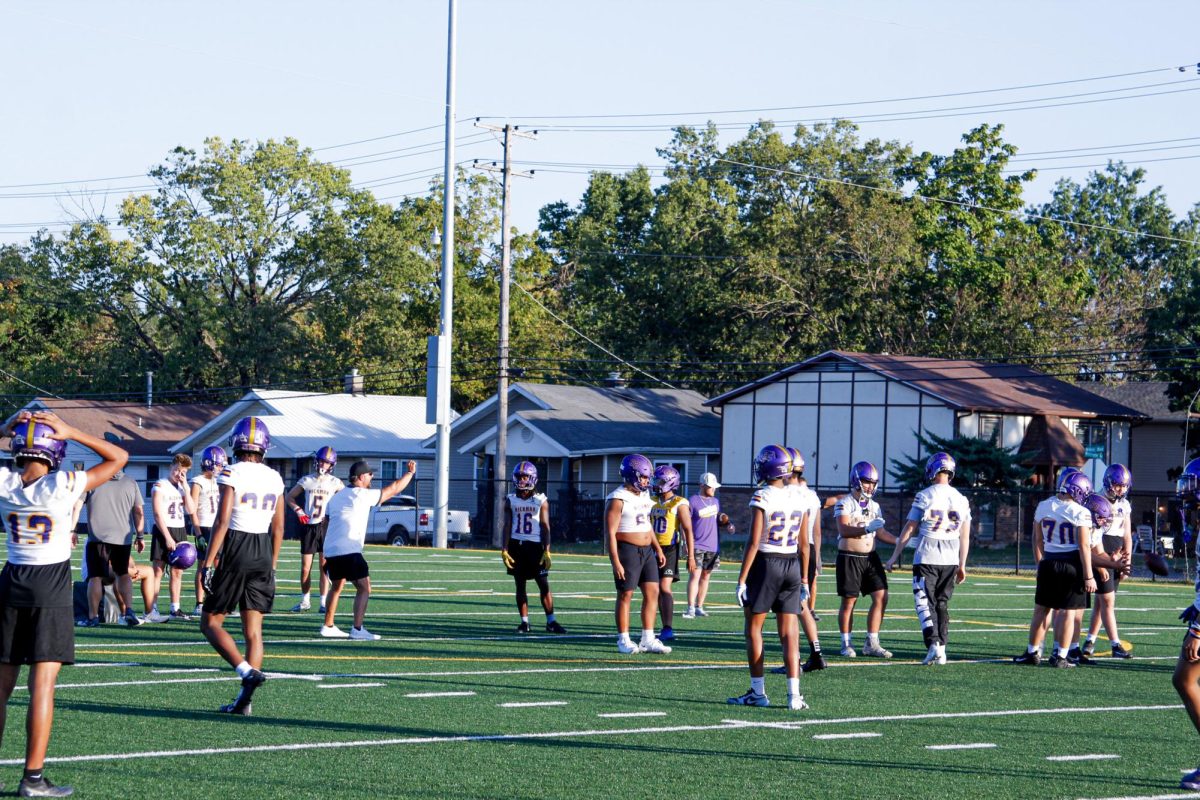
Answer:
[{"left": 366, "top": 494, "right": 471, "bottom": 546}]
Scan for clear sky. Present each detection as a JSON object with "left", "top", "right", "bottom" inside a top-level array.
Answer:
[{"left": 3, "top": 1, "right": 1199, "bottom": 244}]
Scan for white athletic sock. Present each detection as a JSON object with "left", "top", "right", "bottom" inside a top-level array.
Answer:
[
  {"left": 936, "top": 644, "right": 946, "bottom": 657},
  {"left": 841, "top": 632, "right": 852, "bottom": 647},
  {"left": 750, "top": 676, "right": 765, "bottom": 695},
  {"left": 1109, "top": 638, "right": 1120, "bottom": 649},
  {"left": 170, "top": 603, "right": 179, "bottom": 613},
  {"left": 617, "top": 632, "right": 633, "bottom": 645},
  {"left": 1027, "top": 644, "right": 1040, "bottom": 655},
  {"left": 1085, "top": 634, "right": 1098, "bottom": 644},
  {"left": 521, "top": 615, "right": 530, "bottom": 623},
  {"left": 1054, "top": 646, "right": 1068, "bottom": 658},
  {"left": 866, "top": 632, "right": 880, "bottom": 646},
  {"left": 235, "top": 661, "right": 253, "bottom": 678},
  {"left": 787, "top": 678, "right": 800, "bottom": 696},
  {"left": 641, "top": 628, "right": 656, "bottom": 643},
  {"left": 302, "top": 592, "right": 311, "bottom": 603}
]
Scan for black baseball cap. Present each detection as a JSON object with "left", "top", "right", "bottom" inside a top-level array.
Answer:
[{"left": 349, "top": 460, "right": 374, "bottom": 479}]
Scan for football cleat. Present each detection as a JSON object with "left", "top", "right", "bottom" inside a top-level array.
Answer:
[
  {"left": 682, "top": 608, "right": 696, "bottom": 620},
  {"left": 349, "top": 626, "right": 381, "bottom": 641},
  {"left": 75, "top": 617, "right": 99, "bottom": 628},
  {"left": 1048, "top": 654, "right": 1076, "bottom": 669},
  {"left": 122, "top": 611, "right": 143, "bottom": 627},
  {"left": 1111, "top": 643, "right": 1132, "bottom": 659},
  {"left": 863, "top": 643, "right": 892, "bottom": 659},
  {"left": 143, "top": 609, "right": 169, "bottom": 624},
  {"left": 320, "top": 625, "right": 349, "bottom": 639},
  {"left": 660, "top": 627, "right": 676, "bottom": 641},
  {"left": 319, "top": 604, "right": 327, "bottom": 614},
  {"left": 695, "top": 608, "right": 709, "bottom": 618},
  {"left": 802, "top": 653, "right": 828, "bottom": 673},
  {"left": 641, "top": 638, "right": 672, "bottom": 654},
  {"left": 787, "top": 694, "right": 810, "bottom": 711},
  {"left": 17, "top": 776, "right": 73, "bottom": 797},
  {"left": 840, "top": 645, "right": 857, "bottom": 658},
  {"left": 219, "top": 668, "right": 266, "bottom": 716},
  {"left": 1067, "top": 648, "right": 1095, "bottom": 666},
  {"left": 1081, "top": 640, "right": 1096, "bottom": 657},
  {"left": 169, "top": 609, "right": 192, "bottom": 621},
  {"left": 1181, "top": 766, "right": 1200, "bottom": 791},
  {"left": 922, "top": 645, "right": 939, "bottom": 666},
  {"left": 516, "top": 621, "right": 532, "bottom": 634},
  {"left": 1012, "top": 651, "right": 1041, "bottom": 666},
  {"left": 545, "top": 620, "right": 567, "bottom": 634},
  {"left": 934, "top": 648, "right": 948, "bottom": 666},
  {"left": 617, "top": 639, "right": 642, "bottom": 654},
  {"left": 290, "top": 601, "right": 312, "bottom": 613},
  {"left": 770, "top": 665, "right": 787, "bottom": 675},
  {"left": 727, "top": 690, "right": 769, "bottom": 707}
]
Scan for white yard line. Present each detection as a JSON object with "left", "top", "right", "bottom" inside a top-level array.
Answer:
[
  {"left": 500, "top": 701, "right": 568, "bottom": 708},
  {"left": 812, "top": 732, "right": 880, "bottom": 740},
  {"left": 71, "top": 662, "right": 140, "bottom": 668},
  {"left": 318, "top": 683, "right": 385, "bottom": 689},
  {"left": 1079, "top": 794, "right": 1200, "bottom": 800},
  {"left": 150, "top": 668, "right": 220, "bottom": 674},
  {"left": 926, "top": 743, "right": 997, "bottom": 750},
  {"left": 597, "top": 711, "right": 666, "bottom": 718},
  {"left": 1047, "top": 754, "right": 1119, "bottom": 761},
  {"left": 404, "top": 691, "right": 476, "bottom": 698}
]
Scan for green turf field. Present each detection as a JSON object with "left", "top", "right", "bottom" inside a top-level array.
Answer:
[{"left": 22, "top": 544, "right": 1200, "bottom": 799}]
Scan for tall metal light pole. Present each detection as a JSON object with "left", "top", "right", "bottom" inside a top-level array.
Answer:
[{"left": 432, "top": 0, "right": 458, "bottom": 550}]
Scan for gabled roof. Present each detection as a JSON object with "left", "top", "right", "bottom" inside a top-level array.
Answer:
[
  {"left": 1078, "top": 381, "right": 1197, "bottom": 423},
  {"left": 705, "top": 350, "right": 1147, "bottom": 420},
  {"left": 438, "top": 382, "right": 721, "bottom": 455},
  {"left": 1018, "top": 414, "right": 1086, "bottom": 467},
  {"left": 172, "top": 390, "right": 452, "bottom": 458},
  {"left": 16, "top": 399, "right": 222, "bottom": 458}
]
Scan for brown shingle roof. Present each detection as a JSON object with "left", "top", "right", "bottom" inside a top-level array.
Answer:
[
  {"left": 1077, "top": 381, "right": 1197, "bottom": 422},
  {"left": 1018, "top": 414, "right": 1086, "bottom": 467},
  {"left": 22, "top": 399, "right": 223, "bottom": 458}
]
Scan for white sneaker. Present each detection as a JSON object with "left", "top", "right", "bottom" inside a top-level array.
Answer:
[
  {"left": 922, "top": 644, "right": 939, "bottom": 666},
  {"left": 143, "top": 609, "right": 169, "bottom": 623},
  {"left": 290, "top": 601, "right": 311, "bottom": 612},
  {"left": 787, "top": 694, "right": 810, "bottom": 711},
  {"left": 320, "top": 625, "right": 349, "bottom": 639},
  {"left": 681, "top": 608, "right": 697, "bottom": 619},
  {"left": 617, "top": 638, "right": 642, "bottom": 654},
  {"left": 840, "top": 644, "right": 857, "bottom": 658},
  {"left": 641, "top": 637, "right": 672, "bottom": 654},
  {"left": 349, "top": 626, "right": 381, "bottom": 641},
  {"left": 695, "top": 608, "right": 709, "bottom": 617},
  {"left": 863, "top": 643, "right": 893, "bottom": 659},
  {"left": 935, "top": 647, "right": 948, "bottom": 665},
  {"left": 727, "top": 690, "right": 769, "bottom": 707}
]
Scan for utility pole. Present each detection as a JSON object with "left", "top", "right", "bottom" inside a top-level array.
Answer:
[{"left": 474, "top": 120, "right": 535, "bottom": 547}]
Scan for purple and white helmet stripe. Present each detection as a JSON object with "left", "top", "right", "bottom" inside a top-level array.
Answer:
[
  {"left": 1083, "top": 492, "right": 1113, "bottom": 530},
  {"left": 925, "top": 452, "right": 956, "bottom": 484},
  {"left": 229, "top": 416, "right": 270, "bottom": 455},
  {"left": 755, "top": 445, "right": 793, "bottom": 483},
  {"left": 620, "top": 454, "right": 653, "bottom": 491},
  {"left": 512, "top": 461, "right": 538, "bottom": 490},
  {"left": 1057, "top": 469, "right": 1093, "bottom": 504},
  {"left": 1102, "top": 463, "right": 1131, "bottom": 496},
  {"left": 200, "top": 446, "right": 228, "bottom": 472},
  {"left": 849, "top": 461, "right": 879, "bottom": 494},
  {"left": 10, "top": 421, "right": 67, "bottom": 471},
  {"left": 653, "top": 464, "right": 680, "bottom": 496}
]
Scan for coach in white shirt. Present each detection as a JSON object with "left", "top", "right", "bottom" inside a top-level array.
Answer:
[{"left": 319, "top": 459, "right": 417, "bottom": 641}]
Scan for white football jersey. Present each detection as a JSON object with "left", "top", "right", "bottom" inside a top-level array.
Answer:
[
  {"left": 0, "top": 468, "right": 88, "bottom": 565},
  {"left": 152, "top": 478, "right": 187, "bottom": 528},
  {"left": 508, "top": 492, "right": 547, "bottom": 543},
  {"left": 218, "top": 462, "right": 285, "bottom": 534},
  {"left": 1034, "top": 496, "right": 1093, "bottom": 555},
  {"left": 835, "top": 493, "right": 883, "bottom": 547},
  {"left": 793, "top": 484, "right": 821, "bottom": 545},
  {"left": 1100, "top": 496, "right": 1131, "bottom": 539},
  {"left": 607, "top": 487, "right": 653, "bottom": 534},
  {"left": 750, "top": 484, "right": 805, "bottom": 555},
  {"left": 909, "top": 483, "right": 972, "bottom": 565},
  {"left": 192, "top": 474, "right": 220, "bottom": 527},
  {"left": 296, "top": 472, "right": 345, "bottom": 523}
]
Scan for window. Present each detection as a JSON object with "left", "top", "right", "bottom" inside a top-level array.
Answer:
[
  {"left": 380, "top": 459, "right": 398, "bottom": 481},
  {"left": 654, "top": 460, "right": 688, "bottom": 491},
  {"left": 1075, "top": 421, "right": 1106, "bottom": 458},
  {"left": 473, "top": 454, "right": 490, "bottom": 490},
  {"left": 145, "top": 464, "right": 160, "bottom": 497},
  {"left": 975, "top": 503, "right": 996, "bottom": 542},
  {"left": 978, "top": 414, "right": 1002, "bottom": 443}
]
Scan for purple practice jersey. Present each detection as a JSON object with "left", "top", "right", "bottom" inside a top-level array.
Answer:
[{"left": 689, "top": 494, "right": 721, "bottom": 552}]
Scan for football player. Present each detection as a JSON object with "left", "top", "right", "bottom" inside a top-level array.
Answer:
[
  {"left": 320, "top": 460, "right": 416, "bottom": 640},
  {"left": 1012, "top": 469, "right": 1097, "bottom": 668},
  {"left": 0, "top": 411, "right": 128, "bottom": 797},
  {"left": 885, "top": 452, "right": 971, "bottom": 665},
  {"left": 199, "top": 417, "right": 285, "bottom": 715},
  {"left": 1081, "top": 464, "right": 1134, "bottom": 659},
  {"left": 1173, "top": 458, "right": 1200, "bottom": 791},
  {"left": 189, "top": 446, "right": 226, "bottom": 616},
  {"left": 684, "top": 473, "right": 728, "bottom": 620},
  {"left": 147, "top": 454, "right": 202, "bottom": 621},
  {"left": 606, "top": 454, "right": 670, "bottom": 655},
  {"left": 650, "top": 465, "right": 692, "bottom": 641},
  {"left": 835, "top": 461, "right": 896, "bottom": 658},
  {"left": 501, "top": 461, "right": 566, "bottom": 635},
  {"left": 286, "top": 446, "right": 344, "bottom": 613},
  {"left": 728, "top": 445, "right": 808, "bottom": 711},
  {"left": 771, "top": 448, "right": 826, "bottom": 675}
]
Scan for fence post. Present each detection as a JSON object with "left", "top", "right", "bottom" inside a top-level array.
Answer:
[{"left": 1015, "top": 491, "right": 1022, "bottom": 576}]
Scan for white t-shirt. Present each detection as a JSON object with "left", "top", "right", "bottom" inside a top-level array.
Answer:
[
  {"left": 607, "top": 487, "right": 653, "bottom": 534},
  {"left": 908, "top": 483, "right": 972, "bottom": 566},
  {"left": 507, "top": 492, "right": 547, "bottom": 543},
  {"left": 1034, "top": 496, "right": 1093, "bottom": 556},
  {"left": 218, "top": 462, "right": 285, "bottom": 534},
  {"left": 0, "top": 468, "right": 88, "bottom": 565},
  {"left": 750, "top": 484, "right": 805, "bottom": 555},
  {"left": 296, "top": 473, "right": 346, "bottom": 523},
  {"left": 793, "top": 484, "right": 821, "bottom": 545},
  {"left": 192, "top": 474, "right": 220, "bottom": 528},
  {"left": 152, "top": 478, "right": 187, "bottom": 528},
  {"left": 835, "top": 493, "right": 883, "bottom": 548},
  {"left": 324, "top": 487, "right": 382, "bottom": 558}
]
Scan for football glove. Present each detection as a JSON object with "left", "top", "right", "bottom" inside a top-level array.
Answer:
[
  {"left": 540, "top": 551, "right": 552, "bottom": 570},
  {"left": 297, "top": 512, "right": 311, "bottom": 525},
  {"left": 200, "top": 566, "right": 215, "bottom": 594},
  {"left": 736, "top": 583, "right": 748, "bottom": 607},
  {"left": 502, "top": 550, "right": 515, "bottom": 569},
  {"left": 800, "top": 582, "right": 810, "bottom": 604},
  {"left": 865, "top": 518, "right": 886, "bottom": 533},
  {"left": 1182, "top": 603, "right": 1200, "bottom": 626}
]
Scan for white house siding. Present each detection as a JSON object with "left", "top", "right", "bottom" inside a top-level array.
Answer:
[{"left": 1130, "top": 422, "right": 1185, "bottom": 493}]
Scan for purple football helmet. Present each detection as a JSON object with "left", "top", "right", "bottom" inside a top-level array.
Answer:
[
  {"left": 755, "top": 445, "right": 793, "bottom": 483},
  {"left": 11, "top": 421, "right": 67, "bottom": 471},
  {"left": 620, "top": 454, "right": 653, "bottom": 491},
  {"left": 1082, "top": 492, "right": 1113, "bottom": 530},
  {"left": 1056, "top": 469, "right": 1093, "bottom": 504},
  {"left": 512, "top": 460, "right": 538, "bottom": 491},
  {"left": 229, "top": 416, "right": 270, "bottom": 455},
  {"left": 653, "top": 464, "right": 680, "bottom": 496},
  {"left": 786, "top": 447, "right": 805, "bottom": 475},
  {"left": 1102, "top": 463, "right": 1131, "bottom": 498},
  {"left": 925, "top": 452, "right": 956, "bottom": 484},
  {"left": 315, "top": 445, "right": 337, "bottom": 474},
  {"left": 168, "top": 541, "right": 197, "bottom": 569},
  {"left": 849, "top": 461, "right": 879, "bottom": 495},
  {"left": 1177, "top": 457, "right": 1200, "bottom": 502},
  {"left": 200, "top": 446, "right": 227, "bottom": 473}
]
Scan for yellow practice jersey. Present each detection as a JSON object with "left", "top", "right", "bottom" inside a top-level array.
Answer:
[{"left": 651, "top": 494, "right": 690, "bottom": 547}]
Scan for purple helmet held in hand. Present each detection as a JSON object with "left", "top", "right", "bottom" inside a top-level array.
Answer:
[
  {"left": 1057, "top": 469, "right": 1093, "bottom": 504},
  {"left": 755, "top": 445, "right": 793, "bottom": 483},
  {"left": 200, "top": 446, "right": 227, "bottom": 473},
  {"left": 11, "top": 421, "right": 67, "bottom": 471},
  {"left": 653, "top": 464, "right": 680, "bottom": 496},
  {"left": 925, "top": 452, "right": 956, "bottom": 484},
  {"left": 849, "top": 461, "right": 879, "bottom": 495},
  {"left": 512, "top": 461, "right": 538, "bottom": 491},
  {"left": 229, "top": 416, "right": 270, "bottom": 456},
  {"left": 620, "top": 454, "right": 653, "bottom": 491},
  {"left": 1102, "top": 463, "right": 1131, "bottom": 498},
  {"left": 1082, "top": 492, "right": 1113, "bottom": 530},
  {"left": 786, "top": 447, "right": 805, "bottom": 475},
  {"left": 168, "top": 541, "right": 197, "bottom": 569}
]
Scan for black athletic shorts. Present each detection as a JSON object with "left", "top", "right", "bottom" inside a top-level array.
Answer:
[
  {"left": 86, "top": 540, "right": 131, "bottom": 579},
  {"left": 1100, "top": 533, "right": 1125, "bottom": 591},
  {"left": 614, "top": 541, "right": 659, "bottom": 592},
  {"left": 746, "top": 553, "right": 802, "bottom": 615},
  {"left": 194, "top": 526, "right": 212, "bottom": 560},
  {"left": 1035, "top": 552, "right": 1090, "bottom": 610},
  {"left": 693, "top": 550, "right": 720, "bottom": 572},
  {"left": 659, "top": 543, "right": 681, "bottom": 579},
  {"left": 326, "top": 553, "right": 369, "bottom": 582},
  {"left": 0, "top": 560, "right": 74, "bottom": 664},
  {"left": 507, "top": 539, "right": 548, "bottom": 580},
  {"left": 203, "top": 530, "right": 275, "bottom": 615},
  {"left": 807, "top": 546, "right": 819, "bottom": 585},
  {"left": 836, "top": 550, "right": 888, "bottom": 598},
  {"left": 152, "top": 526, "right": 187, "bottom": 565},
  {"left": 299, "top": 519, "right": 329, "bottom": 556}
]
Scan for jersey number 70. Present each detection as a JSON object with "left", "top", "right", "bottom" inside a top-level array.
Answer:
[{"left": 1040, "top": 518, "right": 1076, "bottom": 546}]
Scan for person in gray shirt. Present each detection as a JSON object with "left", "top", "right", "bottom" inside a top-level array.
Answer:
[{"left": 80, "top": 471, "right": 145, "bottom": 627}]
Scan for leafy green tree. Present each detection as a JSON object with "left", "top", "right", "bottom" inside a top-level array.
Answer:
[{"left": 887, "top": 430, "right": 1034, "bottom": 496}]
